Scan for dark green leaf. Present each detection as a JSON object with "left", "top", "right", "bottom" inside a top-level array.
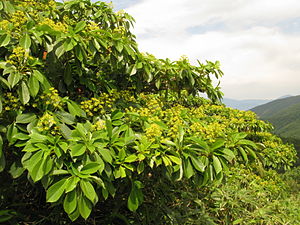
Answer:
[
  {"left": 63, "top": 190, "right": 77, "bottom": 214},
  {"left": 9, "top": 162, "right": 25, "bottom": 178}
]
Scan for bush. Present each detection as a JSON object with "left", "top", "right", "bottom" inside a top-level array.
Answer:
[{"left": 0, "top": 0, "right": 298, "bottom": 224}]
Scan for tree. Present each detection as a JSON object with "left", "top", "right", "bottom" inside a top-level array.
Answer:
[{"left": 0, "top": 0, "right": 297, "bottom": 223}]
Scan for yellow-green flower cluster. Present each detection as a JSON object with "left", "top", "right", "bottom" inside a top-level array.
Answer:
[
  {"left": 40, "top": 88, "right": 63, "bottom": 109},
  {"left": 39, "top": 18, "right": 67, "bottom": 33},
  {"left": 87, "top": 22, "right": 100, "bottom": 32},
  {"left": 0, "top": 20, "right": 10, "bottom": 31},
  {"left": 6, "top": 47, "right": 29, "bottom": 65},
  {"left": 91, "top": 119, "right": 106, "bottom": 131},
  {"left": 145, "top": 123, "right": 162, "bottom": 142},
  {"left": 81, "top": 94, "right": 115, "bottom": 117},
  {"left": 37, "top": 112, "right": 60, "bottom": 135},
  {"left": 10, "top": 11, "right": 27, "bottom": 29},
  {"left": 190, "top": 122, "right": 226, "bottom": 142},
  {"left": 1, "top": 92, "right": 24, "bottom": 111}
]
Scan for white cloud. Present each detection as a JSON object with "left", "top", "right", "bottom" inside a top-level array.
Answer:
[{"left": 123, "top": 0, "right": 300, "bottom": 99}]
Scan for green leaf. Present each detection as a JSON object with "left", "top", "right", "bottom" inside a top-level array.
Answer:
[
  {"left": 0, "top": 136, "right": 4, "bottom": 172},
  {"left": 127, "top": 181, "right": 143, "bottom": 212},
  {"left": 20, "top": 33, "right": 31, "bottom": 49},
  {"left": 124, "top": 154, "right": 137, "bottom": 163},
  {"left": 64, "top": 64, "right": 73, "bottom": 86},
  {"left": 16, "top": 113, "right": 36, "bottom": 124},
  {"left": 0, "top": 99, "right": 2, "bottom": 113},
  {"left": 63, "top": 38, "right": 77, "bottom": 52},
  {"left": 168, "top": 155, "right": 181, "bottom": 165},
  {"left": 63, "top": 190, "right": 77, "bottom": 214},
  {"left": 46, "top": 178, "right": 67, "bottom": 203},
  {"left": 7, "top": 72, "right": 21, "bottom": 88},
  {"left": 190, "top": 156, "right": 205, "bottom": 172},
  {"left": 210, "top": 139, "right": 225, "bottom": 151},
  {"left": 81, "top": 163, "right": 101, "bottom": 175},
  {"left": 68, "top": 207, "right": 80, "bottom": 222},
  {"left": 184, "top": 158, "right": 194, "bottom": 179},
  {"left": 28, "top": 75, "right": 39, "bottom": 97},
  {"left": 78, "top": 196, "right": 92, "bottom": 220},
  {"left": 98, "top": 149, "right": 113, "bottom": 163},
  {"left": 111, "top": 110, "right": 124, "bottom": 120},
  {"left": 212, "top": 155, "right": 222, "bottom": 174},
  {"left": 70, "top": 144, "right": 86, "bottom": 157},
  {"left": 55, "top": 44, "right": 66, "bottom": 58},
  {"left": 32, "top": 70, "right": 45, "bottom": 83},
  {"left": 20, "top": 81, "right": 30, "bottom": 104},
  {"left": 74, "top": 21, "right": 86, "bottom": 33},
  {"left": 80, "top": 179, "right": 96, "bottom": 202},
  {"left": 238, "top": 147, "right": 248, "bottom": 162},
  {"left": 67, "top": 101, "right": 86, "bottom": 117},
  {"left": 30, "top": 158, "right": 45, "bottom": 182},
  {"left": 65, "top": 176, "right": 80, "bottom": 193},
  {"left": 221, "top": 148, "right": 235, "bottom": 162},
  {"left": 9, "top": 162, "right": 25, "bottom": 178},
  {"left": 13, "top": 133, "right": 29, "bottom": 140},
  {"left": 0, "top": 34, "right": 11, "bottom": 47}
]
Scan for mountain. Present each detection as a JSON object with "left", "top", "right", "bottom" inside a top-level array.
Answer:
[
  {"left": 222, "top": 98, "right": 271, "bottom": 110},
  {"left": 251, "top": 95, "right": 300, "bottom": 141}
]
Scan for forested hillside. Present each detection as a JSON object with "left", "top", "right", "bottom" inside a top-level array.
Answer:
[{"left": 251, "top": 95, "right": 300, "bottom": 151}]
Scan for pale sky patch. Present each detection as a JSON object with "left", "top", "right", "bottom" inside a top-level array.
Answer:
[{"left": 106, "top": 0, "right": 300, "bottom": 99}]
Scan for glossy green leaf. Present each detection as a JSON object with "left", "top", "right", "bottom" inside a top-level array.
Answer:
[
  {"left": 63, "top": 190, "right": 77, "bottom": 214},
  {"left": 70, "top": 144, "right": 86, "bottom": 157},
  {"left": 99, "top": 149, "right": 113, "bottom": 163},
  {"left": 78, "top": 195, "right": 92, "bottom": 220},
  {"left": 212, "top": 155, "right": 222, "bottom": 174},
  {"left": 20, "top": 33, "right": 31, "bottom": 49},
  {"left": 0, "top": 34, "right": 11, "bottom": 47},
  {"left": 28, "top": 75, "right": 39, "bottom": 97},
  {"left": 20, "top": 81, "right": 30, "bottom": 104},
  {"left": 16, "top": 113, "right": 36, "bottom": 124},
  {"left": 7, "top": 72, "right": 21, "bottom": 88},
  {"left": 80, "top": 179, "right": 96, "bottom": 202},
  {"left": 65, "top": 176, "right": 80, "bottom": 193},
  {"left": 184, "top": 158, "right": 194, "bottom": 179},
  {"left": 67, "top": 101, "right": 86, "bottom": 117},
  {"left": 81, "top": 163, "right": 101, "bottom": 175},
  {"left": 74, "top": 21, "right": 86, "bottom": 33},
  {"left": 190, "top": 156, "right": 205, "bottom": 172},
  {"left": 46, "top": 178, "right": 67, "bottom": 202}
]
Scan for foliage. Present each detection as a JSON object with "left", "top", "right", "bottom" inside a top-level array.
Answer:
[{"left": 0, "top": 0, "right": 298, "bottom": 224}]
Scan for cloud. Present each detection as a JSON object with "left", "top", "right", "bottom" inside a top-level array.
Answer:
[{"left": 123, "top": 0, "right": 300, "bottom": 99}]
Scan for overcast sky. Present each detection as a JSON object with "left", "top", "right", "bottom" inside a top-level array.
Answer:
[{"left": 104, "top": 0, "right": 300, "bottom": 100}]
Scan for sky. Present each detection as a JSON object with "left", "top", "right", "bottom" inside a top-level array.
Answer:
[{"left": 104, "top": 0, "right": 300, "bottom": 100}]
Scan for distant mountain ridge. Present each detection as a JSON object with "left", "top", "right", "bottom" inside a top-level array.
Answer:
[
  {"left": 222, "top": 98, "right": 271, "bottom": 110},
  {"left": 251, "top": 95, "right": 300, "bottom": 140}
]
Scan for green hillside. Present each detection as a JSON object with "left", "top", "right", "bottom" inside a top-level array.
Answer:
[{"left": 251, "top": 95, "right": 300, "bottom": 139}]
